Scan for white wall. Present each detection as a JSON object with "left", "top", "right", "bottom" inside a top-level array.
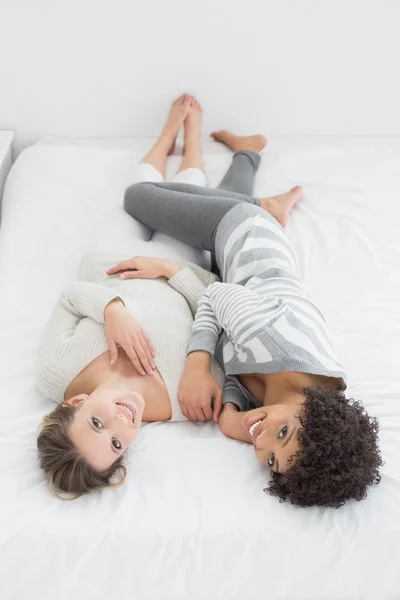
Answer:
[{"left": 1, "top": 0, "right": 399, "bottom": 154}]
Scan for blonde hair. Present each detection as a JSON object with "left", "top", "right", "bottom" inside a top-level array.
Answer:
[{"left": 37, "top": 403, "right": 126, "bottom": 498}]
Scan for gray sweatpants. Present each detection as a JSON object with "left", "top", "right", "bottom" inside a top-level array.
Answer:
[{"left": 124, "top": 150, "right": 261, "bottom": 253}]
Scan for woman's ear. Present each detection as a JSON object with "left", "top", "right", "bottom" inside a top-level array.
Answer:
[{"left": 62, "top": 394, "right": 88, "bottom": 408}]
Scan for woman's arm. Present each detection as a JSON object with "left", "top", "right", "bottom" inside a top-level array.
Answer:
[
  {"left": 168, "top": 267, "right": 212, "bottom": 316},
  {"left": 218, "top": 403, "right": 252, "bottom": 444},
  {"left": 188, "top": 281, "right": 286, "bottom": 356},
  {"left": 37, "top": 282, "right": 156, "bottom": 400},
  {"left": 106, "top": 256, "right": 218, "bottom": 317},
  {"left": 41, "top": 281, "right": 124, "bottom": 342},
  {"left": 37, "top": 281, "right": 124, "bottom": 399},
  {"left": 180, "top": 283, "right": 285, "bottom": 422},
  {"left": 186, "top": 286, "right": 222, "bottom": 356}
]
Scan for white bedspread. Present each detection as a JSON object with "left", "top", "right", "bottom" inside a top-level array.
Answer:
[{"left": 0, "top": 136, "right": 399, "bottom": 600}]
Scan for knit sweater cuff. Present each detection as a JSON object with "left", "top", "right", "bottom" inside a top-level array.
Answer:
[
  {"left": 168, "top": 268, "right": 206, "bottom": 314},
  {"left": 187, "top": 329, "right": 218, "bottom": 357},
  {"left": 67, "top": 282, "right": 124, "bottom": 324}
]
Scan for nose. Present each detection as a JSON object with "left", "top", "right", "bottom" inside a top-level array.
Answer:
[{"left": 254, "top": 428, "right": 269, "bottom": 453}]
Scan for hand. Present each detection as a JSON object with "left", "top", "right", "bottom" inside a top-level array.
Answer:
[
  {"left": 178, "top": 352, "right": 223, "bottom": 422},
  {"left": 218, "top": 404, "right": 252, "bottom": 443},
  {"left": 104, "top": 299, "right": 156, "bottom": 375},
  {"left": 106, "top": 256, "right": 180, "bottom": 280}
]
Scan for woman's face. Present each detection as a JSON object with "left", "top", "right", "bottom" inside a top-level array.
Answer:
[
  {"left": 242, "top": 404, "right": 303, "bottom": 474},
  {"left": 63, "top": 389, "right": 145, "bottom": 470}
]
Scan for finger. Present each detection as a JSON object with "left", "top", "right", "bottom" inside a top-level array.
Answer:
[
  {"left": 124, "top": 346, "right": 146, "bottom": 375},
  {"left": 126, "top": 336, "right": 154, "bottom": 375},
  {"left": 107, "top": 338, "right": 119, "bottom": 366},
  {"left": 179, "top": 399, "right": 191, "bottom": 421},
  {"left": 192, "top": 404, "right": 207, "bottom": 422},
  {"left": 181, "top": 399, "right": 198, "bottom": 422},
  {"left": 140, "top": 334, "right": 156, "bottom": 367},
  {"left": 119, "top": 270, "right": 146, "bottom": 280},
  {"left": 186, "top": 405, "right": 199, "bottom": 422},
  {"left": 106, "top": 260, "right": 134, "bottom": 275},
  {"left": 133, "top": 339, "right": 154, "bottom": 375},
  {"left": 179, "top": 397, "right": 196, "bottom": 422},
  {"left": 142, "top": 331, "right": 156, "bottom": 358},
  {"left": 213, "top": 390, "right": 223, "bottom": 423},
  {"left": 201, "top": 402, "right": 213, "bottom": 421}
]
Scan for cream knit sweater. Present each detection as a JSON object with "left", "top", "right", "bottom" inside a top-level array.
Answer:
[{"left": 37, "top": 254, "right": 222, "bottom": 421}]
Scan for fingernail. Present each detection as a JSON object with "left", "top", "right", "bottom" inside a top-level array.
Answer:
[
  {"left": 152, "top": 364, "right": 156, "bottom": 369},
  {"left": 120, "top": 274, "right": 125, "bottom": 279}
]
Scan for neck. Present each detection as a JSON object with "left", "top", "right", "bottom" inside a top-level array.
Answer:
[
  {"left": 263, "top": 372, "right": 307, "bottom": 406},
  {"left": 71, "top": 351, "right": 172, "bottom": 421},
  {"left": 80, "top": 353, "right": 148, "bottom": 396}
]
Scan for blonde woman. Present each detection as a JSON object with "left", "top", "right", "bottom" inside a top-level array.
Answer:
[{"left": 36, "top": 95, "right": 225, "bottom": 495}]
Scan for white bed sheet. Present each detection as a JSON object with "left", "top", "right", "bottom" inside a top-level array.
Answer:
[{"left": 0, "top": 136, "right": 400, "bottom": 600}]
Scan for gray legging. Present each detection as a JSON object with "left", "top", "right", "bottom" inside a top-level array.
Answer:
[{"left": 124, "top": 150, "right": 261, "bottom": 253}]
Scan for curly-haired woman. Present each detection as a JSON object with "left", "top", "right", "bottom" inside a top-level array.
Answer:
[{"left": 124, "top": 129, "right": 382, "bottom": 508}]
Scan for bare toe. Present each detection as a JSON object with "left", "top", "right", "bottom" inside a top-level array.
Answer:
[{"left": 173, "top": 94, "right": 185, "bottom": 106}]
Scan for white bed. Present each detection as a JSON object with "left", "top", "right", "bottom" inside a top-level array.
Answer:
[{"left": 1, "top": 136, "right": 400, "bottom": 600}]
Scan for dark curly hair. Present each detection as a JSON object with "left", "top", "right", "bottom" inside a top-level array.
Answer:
[{"left": 265, "top": 387, "right": 382, "bottom": 508}]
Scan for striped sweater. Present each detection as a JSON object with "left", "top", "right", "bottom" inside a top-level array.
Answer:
[{"left": 187, "top": 203, "right": 346, "bottom": 411}]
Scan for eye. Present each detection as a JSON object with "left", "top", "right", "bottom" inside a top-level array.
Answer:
[
  {"left": 268, "top": 454, "right": 275, "bottom": 467},
  {"left": 92, "top": 417, "right": 103, "bottom": 429},
  {"left": 279, "top": 425, "right": 288, "bottom": 439},
  {"left": 112, "top": 438, "right": 122, "bottom": 450}
]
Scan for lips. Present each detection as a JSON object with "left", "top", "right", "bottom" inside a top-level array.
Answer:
[
  {"left": 116, "top": 401, "right": 137, "bottom": 424},
  {"left": 247, "top": 414, "right": 267, "bottom": 442}
]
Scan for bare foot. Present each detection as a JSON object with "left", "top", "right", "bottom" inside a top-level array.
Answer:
[
  {"left": 176, "top": 96, "right": 204, "bottom": 173},
  {"left": 260, "top": 186, "right": 302, "bottom": 227},
  {"left": 183, "top": 96, "right": 203, "bottom": 150},
  {"left": 211, "top": 130, "right": 267, "bottom": 154},
  {"left": 159, "top": 94, "right": 192, "bottom": 155}
]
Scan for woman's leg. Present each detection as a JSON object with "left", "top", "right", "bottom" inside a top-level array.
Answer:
[
  {"left": 175, "top": 96, "right": 204, "bottom": 175},
  {"left": 212, "top": 131, "right": 266, "bottom": 195},
  {"left": 169, "top": 96, "right": 207, "bottom": 188},
  {"left": 151, "top": 98, "right": 211, "bottom": 269},
  {"left": 212, "top": 131, "right": 302, "bottom": 228},
  {"left": 139, "top": 94, "right": 191, "bottom": 176},
  {"left": 124, "top": 133, "right": 301, "bottom": 251},
  {"left": 124, "top": 131, "right": 265, "bottom": 252},
  {"left": 85, "top": 96, "right": 192, "bottom": 255}
]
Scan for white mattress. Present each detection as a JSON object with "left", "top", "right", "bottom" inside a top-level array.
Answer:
[{"left": 1, "top": 136, "right": 400, "bottom": 600}]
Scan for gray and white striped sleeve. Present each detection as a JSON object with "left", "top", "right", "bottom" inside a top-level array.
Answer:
[
  {"left": 222, "top": 376, "right": 248, "bottom": 410},
  {"left": 187, "top": 286, "right": 222, "bottom": 356},
  {"left": 223, "top": 376, "right": 262, "bottom": 411},
  {"left": 187, "top": 280, "right": 287, "bottom": 357}
]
